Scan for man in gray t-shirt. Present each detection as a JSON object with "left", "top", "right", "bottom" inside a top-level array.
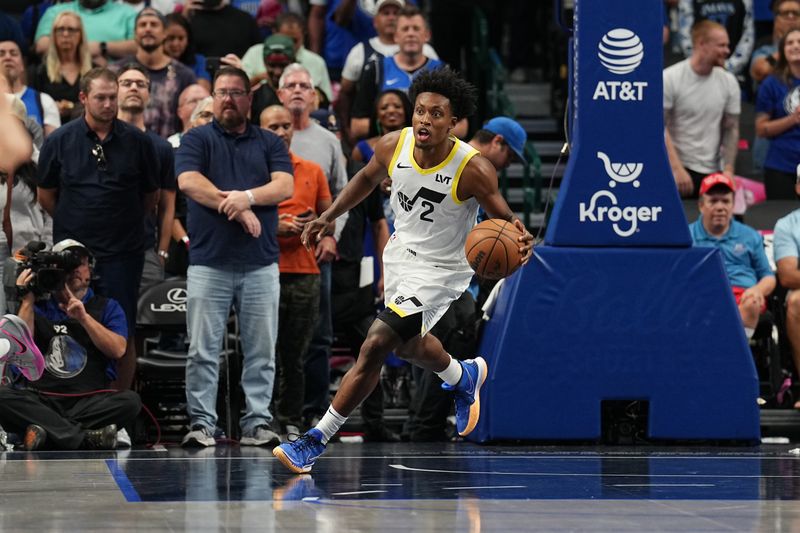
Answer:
[{"left": 664, "top": 20, "right": 740, "bottom": 198}]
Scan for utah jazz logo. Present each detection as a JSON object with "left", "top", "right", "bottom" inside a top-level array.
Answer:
[
  {"left": 397, "top": 187, "right": 447, "bottom": 223},
  {"left": 394, "top": 295, "right": 423, "bottom": 307}
]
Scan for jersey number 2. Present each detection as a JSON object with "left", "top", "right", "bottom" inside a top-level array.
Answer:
[{"left": 419, "top": 200, "right": 435, "bottom": 222}]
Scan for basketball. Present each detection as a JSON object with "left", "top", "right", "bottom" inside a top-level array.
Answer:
[{"left": 465, "top": 219, "right": 524, "bottom": 280}]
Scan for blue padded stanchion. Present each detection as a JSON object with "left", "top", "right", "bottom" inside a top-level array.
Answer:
[
  {"left": 470, "top": 0, "right": 760, "bottom": 442},
  {"left": 472, "top": 246, "right": 760, "bottom": 441}
]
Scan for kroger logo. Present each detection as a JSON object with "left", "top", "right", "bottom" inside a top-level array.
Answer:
[
  {"left": 598, "top": 28, "right": 643, "bottom": 75},
  {"left": 578, "top": 152, "right": 662, "bottom": 238}
]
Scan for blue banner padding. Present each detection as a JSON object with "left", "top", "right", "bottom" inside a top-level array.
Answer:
[
  {"left": 470, "top": 246, "right": 760, "bottom": 442},
  {"left": 106, "top": 459, "right": 142, "bottom": 502},
  {"left": 546, "top": 0, "right": 690, "bottom": 247}
]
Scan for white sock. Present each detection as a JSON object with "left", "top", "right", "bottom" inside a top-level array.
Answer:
[
  {"left": 314, "top": 406, "right": 347, "bottom": 444},
  {"left": 435, "top": 355, "right": 463, "bottom": 386},
  {"left": 744, "top": 327, "right": 755, "bottom": 339}
]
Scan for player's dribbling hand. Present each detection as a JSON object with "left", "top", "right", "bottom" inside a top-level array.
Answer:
[{"left": 514, "top": 218, "right": 534, "bottom": 265}]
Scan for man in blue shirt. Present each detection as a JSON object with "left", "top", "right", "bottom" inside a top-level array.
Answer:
[
  {"left": 0, "top": 240, "right": 140, "bottom": 450},
  {"left": 175, "top": 66, "right": 293, "bottom": 448},
  {"left": 772, "top": 172, "right": 800, "bottom": 408},
  {"left": 36, "top": 67, "right": 160, "bottom": 386},
  {"left": 689, "top": 173, "right": 776, "bottom": 339}
]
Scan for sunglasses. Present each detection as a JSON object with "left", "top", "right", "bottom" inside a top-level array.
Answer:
[{"left": 91, "top": 143, "right": 107, "bottom": 172}]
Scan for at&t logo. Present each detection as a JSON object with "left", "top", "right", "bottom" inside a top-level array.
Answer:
[
  {"left": 578, "top": 152, "right": 662, "bottom": 238},
  {"left": 593, "top": 28, "right": 648, "bottom": 102}
]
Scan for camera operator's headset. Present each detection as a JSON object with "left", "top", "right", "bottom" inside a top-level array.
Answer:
[{"left": 51, "top": 239, "right": 96, "bottom": 269}]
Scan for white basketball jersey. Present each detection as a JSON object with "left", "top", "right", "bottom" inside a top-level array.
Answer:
[{"left": 387, "top": 127, "right": 480, "bottom": 268}]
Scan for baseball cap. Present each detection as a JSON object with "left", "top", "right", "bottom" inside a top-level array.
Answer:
[
  {"left": 483, "top": 116, "right": 527, "bottom": 164},
  {"left": 699, "top": 172, "right": 736, "bottom": 195},
  {"left": 135, "top": 7, "right": 167, "bottom": 27},
  {"left": 263, "top": 34, "right": 296, "bottom": 63},
  {"left": 375, "top": 0, "right": 405, "bottom": 12}
]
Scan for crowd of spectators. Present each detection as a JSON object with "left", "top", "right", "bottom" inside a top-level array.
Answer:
[
  {"left": 0, "top": 0, "right": 536, "bottom": 448},
  {"left": 664, "top": 0, "right": 800, "bottom": 410},
  {"left": 8, "top": 0, "right": 800, "bottom": 450}
]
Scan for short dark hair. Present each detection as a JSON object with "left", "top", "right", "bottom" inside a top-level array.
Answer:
[
  {"left": 773, "top": 0, "right": 799, "bottom": 14},
  {"left": 213, "top": 66, "right": 251, "bottom": 93},
  {"left": 165, "top": 13, "right": 198, "bottom": 67},
  {"left": 117, "top": 63, "right": 150, "bottom": 82},
  {"left": 408, "top": 66, "right": 477, "bottom": 119},
  {"left": 472, "top": 129, "right": 496, "bottom": 144},
  {"left": 275, "top": 11, "right": 306, "bottom": 32},
  {"left": 370, "top": 89, "right": 412, "bottom": 135},
  {"left": 399, "top": 5, "right": 423, "bottom": 19},
  {"left": 80, "top": 67, "right": 117, "bottom": 94}
]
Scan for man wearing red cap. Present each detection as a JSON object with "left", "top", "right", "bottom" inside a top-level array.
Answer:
[{"left": 689, "top": 173, "right": 776, "bottom": 339}]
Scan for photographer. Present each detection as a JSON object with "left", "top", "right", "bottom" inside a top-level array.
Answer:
[{"left": 0, "top": 240, "right": 141, "bottom": 450}]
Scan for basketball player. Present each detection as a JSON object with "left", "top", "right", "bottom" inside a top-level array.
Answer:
[{"left": 273, "top": 67, "right": 533, "bottom": 473}]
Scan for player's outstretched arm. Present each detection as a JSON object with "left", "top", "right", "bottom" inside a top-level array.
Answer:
[
  {"left": 459, "top": 156, "right": 535, "bottom": 264},
  {"left": 301, "top": 130, "right": 402, "bottom": 249}
]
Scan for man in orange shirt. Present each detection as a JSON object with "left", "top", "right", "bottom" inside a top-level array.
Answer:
[{"left": 260, "top": 105, "right": 332, "bottom": 437}]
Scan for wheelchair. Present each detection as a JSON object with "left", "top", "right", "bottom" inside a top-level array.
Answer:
[{"left": 751, "top": 291, "right": 794, "bottom": 409}]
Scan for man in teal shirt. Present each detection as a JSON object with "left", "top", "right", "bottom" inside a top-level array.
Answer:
[
  {"left": 34, "top": 0, "right": 137, "bottom": 62},
  {"left": 689, "top": 173, "right": 776, "bottom": 340}
]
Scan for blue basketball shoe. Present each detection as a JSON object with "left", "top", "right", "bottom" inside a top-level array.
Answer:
[
  {"left": 442, "top": 357, "right": 488, "bottom": 437},
  {"left": 273, "top": 428, "right": 327, "bottom": 474}
]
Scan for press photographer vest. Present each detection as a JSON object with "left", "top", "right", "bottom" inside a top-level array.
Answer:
[{"left": 32, "top": 295, "right": 113, "bottom": 393}]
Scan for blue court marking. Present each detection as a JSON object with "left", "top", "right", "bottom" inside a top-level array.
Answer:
[{"left": 106, "top": 459, "right": 142, "bottom": 502}]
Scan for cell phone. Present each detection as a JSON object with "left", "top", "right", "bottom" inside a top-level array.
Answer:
[
  {"left": 297, "top": 209, "right": 313, "bottom": 218},
  {"left": 205, "top": 56, "right": 221, "bottom": 77}
]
